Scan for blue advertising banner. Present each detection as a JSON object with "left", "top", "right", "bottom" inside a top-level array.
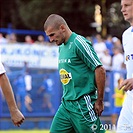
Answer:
[{"left": 0, "top": 44, "right": 59, "bottom": 69}]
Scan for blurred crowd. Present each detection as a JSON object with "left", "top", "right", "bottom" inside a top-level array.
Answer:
[
  {"left": 0, "top": 32, "right": 125, "bottom": 73},
  {"left": 0, "top": 33, "right": 53, "bottom": 46},
  {"left": 0, "top": 32, "right": 126, "bottom": 122},
  {"left": 88, "top": 34, "right": 125, "bottom": 73}
]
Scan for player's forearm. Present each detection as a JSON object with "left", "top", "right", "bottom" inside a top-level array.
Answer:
[
  {"left": 0, "top": 73, "right": 18, "bottom": 111},
  {"left": 95, "top": 66, "right": 106, "bottom": 101}
]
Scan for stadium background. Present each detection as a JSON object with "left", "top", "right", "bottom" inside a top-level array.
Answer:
[
  {"left": 0, "top": 28, "right": 126, "bottom": 132},
  {"left": 0, "top": 0, "right": 128, "bottom": 132}
]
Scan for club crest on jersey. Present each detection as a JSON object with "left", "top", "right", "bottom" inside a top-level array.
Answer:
[
  {"left": 59, "top": 69, "right": 72, "bottom": 85},
  {"left": 126, "top": 54, "right": 133, "bottom": 61}
]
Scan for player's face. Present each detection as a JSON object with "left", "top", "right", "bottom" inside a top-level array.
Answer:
[
  {"left": 45, "top": 26, "right": 65, "bottom": 46},
  {"left": 121, "top": 0, "right": 133, "bottom": 25}
]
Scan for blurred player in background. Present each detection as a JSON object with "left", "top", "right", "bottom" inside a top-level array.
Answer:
[
  {"left": 0, "top": 62, "right": 25, "bottom": 127},
  {"left": 44, "top": 14, "right": 106, "bottom": 133},
  {"left": 38, "top": 75, "right": 54, "bottom": 113},
  {"left": 111, "top": 77, "right": 125, "bottom": 126},
  {"left": 117, "top": 0, "right": 133, "bottom": 132}
]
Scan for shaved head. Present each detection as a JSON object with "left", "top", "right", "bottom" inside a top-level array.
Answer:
[
  {"left": 44, "top": 14, "right": 68, "bottom": 30},
  {"left": 44, "top": 14, "right": 72, "bottom": 45}
]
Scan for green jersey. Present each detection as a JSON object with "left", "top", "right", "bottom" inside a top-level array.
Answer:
[{"left": 59, "top": 32, "right": 102, "bottom": 100}]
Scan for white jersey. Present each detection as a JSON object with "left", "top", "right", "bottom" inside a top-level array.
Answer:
[
  {"left": 0, "top": 62, "right": 6, "bottom": 74},
  {"left": 117, "top": 26, "right": 133, "bottom": 133},
  {"left": 122, "top": 26, "right": 133, "bottom": 97}
]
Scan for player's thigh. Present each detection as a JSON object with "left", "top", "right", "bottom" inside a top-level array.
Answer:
[
  {"left": 50, "top": 105, "right": 75, "bottom": 133},
  {"left": 72, "top": 111, "right": 105, "bottom": 133},
  {"left": 71, "top": 95, "right": 105, "bottom": 133},
  {"left": 117, "top": 96, "right": 133, "bottom": 133},
  {"left": 117, "top": 115, "right": 133, "bottom": 133}
]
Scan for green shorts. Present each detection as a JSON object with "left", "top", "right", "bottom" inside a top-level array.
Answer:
[{"left": 50, "top": 94, "right": 106, "bottom": 133}]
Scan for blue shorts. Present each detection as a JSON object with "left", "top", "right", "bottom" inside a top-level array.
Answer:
[{"left": 112, "top": 106, "right": 122, "bottom": 115}]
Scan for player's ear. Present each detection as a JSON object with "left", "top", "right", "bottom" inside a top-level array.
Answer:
[{"left": 60, "top": 24, "right": 65, "bottom": 31}]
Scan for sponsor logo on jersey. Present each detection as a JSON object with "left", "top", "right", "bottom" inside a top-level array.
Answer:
[
  {"left": 126, "top": 54, "right": 133, "bottom": 61},
  {"left": 59, "top": 59, "right": 71, "bottom": 63},
  {"left": 59, "top": 69, "right": 72, "bottom": 85}
]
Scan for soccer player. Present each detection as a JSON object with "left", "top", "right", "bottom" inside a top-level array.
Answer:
[
  {"left": 116, "top": 0, "right": 133, "bottom": 132},
  {"left": 111, "top": 77, "right": 125, "bottom": 126},
  {"left": 0, "top": 62, "right": 25, "bottom": 127},
  {"left": 44, "top": 14, "right": 106, "bottom": 133}
]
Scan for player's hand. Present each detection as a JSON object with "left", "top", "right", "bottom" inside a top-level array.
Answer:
[
  {"left": 94, "top": 99, "right": 104, "bottom": 116},
  {"left": 10, "top": 109, "right": 25, "bottom": 127},
  {"left": 119, "top": 78, "right": 133, "bottom": 91}
]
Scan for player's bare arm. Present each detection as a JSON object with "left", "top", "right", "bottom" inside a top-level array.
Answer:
[
  {"left": 94, "top": 66, "right": 106, "bottom": 116},
  {"left": 119, "top": 78, "right": 133, "bottom": 91},
  {"left": 0, "top": 73, "right": 25, "bottom": 127}
]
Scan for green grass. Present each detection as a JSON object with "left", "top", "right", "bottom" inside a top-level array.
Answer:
[{"left": 0, "top": 130, "right": 49, "bottom": 133}]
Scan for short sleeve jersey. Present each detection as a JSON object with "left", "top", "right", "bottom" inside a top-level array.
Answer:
[
  {"left": 122, "top": 26, "right": 133, "bottom": 96},
  {"left": 58, "top": 32, "right": 102, "bottom": 100},
  {"left": 0, "top": 62, "right": 6, "bottom": 74}
]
